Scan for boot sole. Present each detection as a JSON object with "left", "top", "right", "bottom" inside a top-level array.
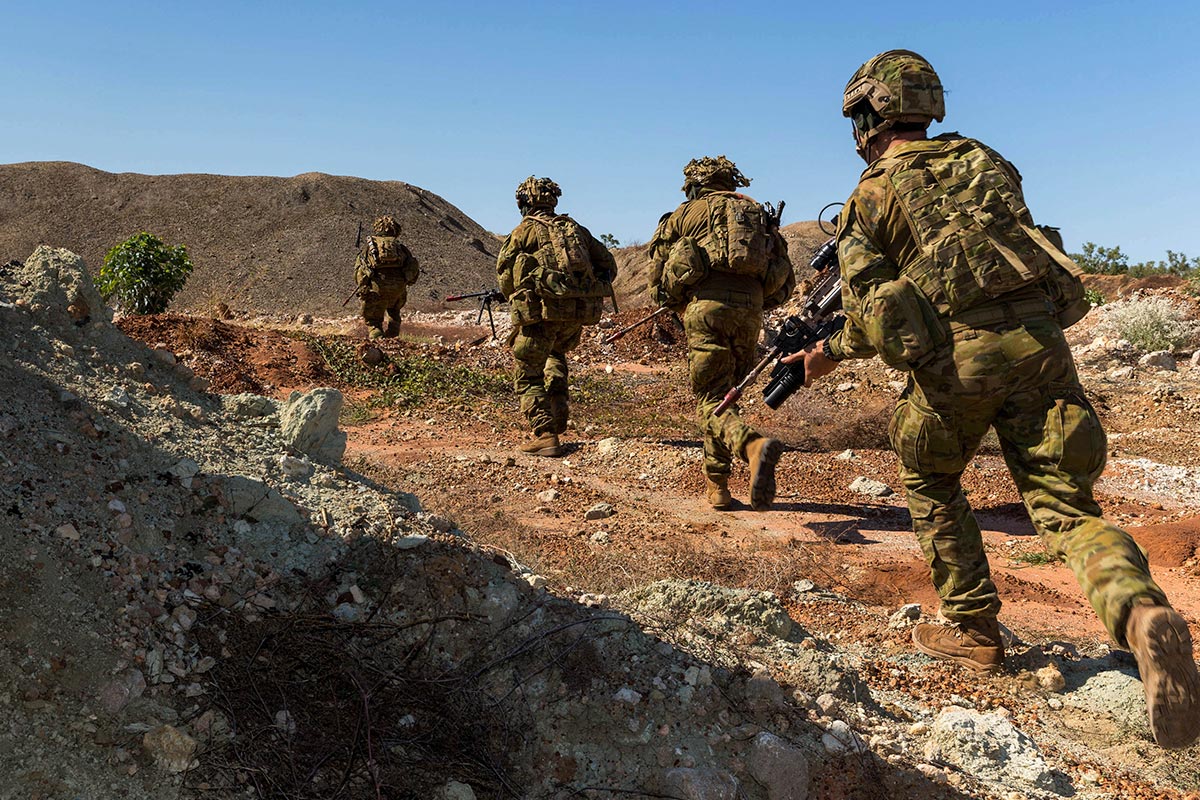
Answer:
[
  {"left": 912, "top": 628, "right": 1004, "bottom": 674},
  {"left": 1132, "top": 608, "right": 1200, "bottom": 749},
  {"left": 522, "top": 447, "right": 562, "bottom": 457},
  {"left": 750, "top": 439, "right": 784, "bottom": 511}
]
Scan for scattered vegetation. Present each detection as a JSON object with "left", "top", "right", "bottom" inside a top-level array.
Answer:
[
  {"left": 599, "top": 233, "right": 621, "bottom": 248},
  {"left": 1071, "top": 242, "right": 1200, "bottom": 278},
  {"left": 1094, "top": 295, "right": 1198, "bottom": 352},
  {"left": 309, "top": 338, "right": 510, "bottom": 409},
  {"left": 1084, "top": 287, "right": 1106, "bottom": 308},
  {"left": 1013, "top": 550, "right": 1059, "bottom": 566},
  {"left": 97, "top": 232, "right": 194, "bottom": 313}
]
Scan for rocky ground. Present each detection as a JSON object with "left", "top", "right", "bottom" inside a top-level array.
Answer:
[{"left": 2, "top": 248, "right": 1200, "bottom": 800}]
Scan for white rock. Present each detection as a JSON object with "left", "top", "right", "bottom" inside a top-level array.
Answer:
[
  {"left": 749, "top": 731, "right": 810, "bottom": 800},
  {"left": 596, "top": 437, "right": 621, "bottom": 457},
  {"left": 836, "top": 382, "right": 858, "bottom": 392},
  {"left": 822, "top": 720, "right": 866, "bottom": 755},
  {"left": 434, "top": 780, "right": 477, "bottom": 800},
  {"left": 1106, "top": 365, "right": 1136, "bottom": 381},
  {"left": 613, "top": 687, "right": 643, "bottom": 705},
  {"left": 105, "top": 386, "right": 131, "bottom": 409},
  {"left": 927, "top": 707, "right": 1058, "bottom": 792},
  {"left": 1138, "top": 350, "right": 1177, "bottom": 371},
  {"left": 589, "top": 531, "right": 611, "bottom": 545},
  {"left": 834, "top": 449, "right": 856, "bottom": 461},
  {"left": 1191, "top": 350, "right": 1200, "bottom": 368},
  {"left": 55, "top": 523, "right": 80, "bottom": 541},
  {"left": 888, "top": 603, "right": 921, "bottom": 628},
  {"left": 848, "top": 476, "right": 893, "bottom": 498},
  {"left": 168, "top": 458, "right": 200, "bottom": 479},
  {"left": 536, "top": 488, "right": 560, "bottom": 503},
  {"left": 278, "top": 454, "right": 312, "bottom": 478},
  {"left": 279, "top": 388, "right": 347, "bottom": 463}
]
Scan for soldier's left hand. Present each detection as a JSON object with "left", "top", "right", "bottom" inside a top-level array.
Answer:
[{"left": 780, "top": 340, "right": 840, "bottom": 387}]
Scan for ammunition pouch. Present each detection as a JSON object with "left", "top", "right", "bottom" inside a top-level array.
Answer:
[
  {"left": 660, "top": 236, "right": 710, "bottom": 306},
  {"left": 862, "top": 275, "right": 948, "bottom": 369}
]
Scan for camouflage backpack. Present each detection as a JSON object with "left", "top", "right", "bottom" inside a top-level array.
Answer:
[
  {"left": 701, "top": 192, "right": 772, "bottom": 279},
  {"left": 880, "top": 135, "right": 1079, "bottom": 320},
  {"left": 524, "top": 215, "right": 610, "bottom": 324},
  {"left": 370, "top": 236, "right": 419, "bottom": 283}
]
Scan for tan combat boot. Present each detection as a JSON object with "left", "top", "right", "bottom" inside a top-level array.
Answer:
[
  {"left": 912, "top": 616, "right": 1005, "bottom": 673},
  {"left": 705, "top": 475, "right": 732, "bottom": 510},
  {"left": 1125, "top": 599, "right": 1200, "bottom": 749},
  {"left": 366, "top": 325, "right": 385, "bottom": 340},
  {"left": 744, "top": 436, "right": 784, "bottom": 511},
  {"left": 518, "top": 432, "right": 562, "bottom": 457}
]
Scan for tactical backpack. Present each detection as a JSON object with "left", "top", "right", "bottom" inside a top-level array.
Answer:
[
  {"left": 881, "top": 136, "right": 1082, "bottom": 323},
  {"left": 370, "top": 236, "right": 419, "bottom": 284},
  {"left": 524, "top": 215, "right": 611, "bottom": 324},
  {"left": 700, "top": 192, "right": 772, "bottom": 279}
]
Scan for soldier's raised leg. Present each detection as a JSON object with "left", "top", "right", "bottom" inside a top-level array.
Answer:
[{"left": 995, "top": 378, "right": 1196, "bottom": 748}]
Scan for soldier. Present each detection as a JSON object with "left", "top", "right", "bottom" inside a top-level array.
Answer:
[
  {"left": 785, "top": 50, "right": 1198, "bottom": 748},
  {"left": 648, "top": 156, "right": 795, "bottom": 510},
  {"left": 497, "top": 177, "right": 617, "bottom": 456},
  {"left": 355, "top": 215, "right": 420, "bottom": 339}
]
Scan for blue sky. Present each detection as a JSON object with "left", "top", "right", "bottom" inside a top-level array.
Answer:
[{"left": 4, "top": 1, "right": 1198, "bottom": 261}]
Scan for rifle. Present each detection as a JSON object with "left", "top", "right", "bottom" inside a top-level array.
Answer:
[
  {"left": 600, "top": 306, "right": 672, "bottom": 345},
  {"left": 341, "top": 221, "right": 369, "bottom": 307},
  {"left": 446, "top": 288, "right": 506, "bottom": 339},
  {"left": 713, "top": 236, "right": 844, "bottom": 415}
]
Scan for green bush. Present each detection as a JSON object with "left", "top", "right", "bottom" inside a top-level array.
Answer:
[
  {"left": 97, "top": 232, "right": 194, "bottom": 314},
  {"left": 1083, "top": 287, "right": 1106, "bottom": 307}
]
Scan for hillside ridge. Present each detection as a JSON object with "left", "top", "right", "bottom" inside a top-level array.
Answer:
[{"left": 0, "top": 161, "right": 500, "bottom": 317}]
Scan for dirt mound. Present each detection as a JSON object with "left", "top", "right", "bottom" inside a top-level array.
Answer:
[
  {"left": 0, "top": 161, "right": 500, "bottom": 318},
  {"left": 116, "top": 314, "right": 334, "bottom": 395},
  {"left": 1083, "top": 273, "right": 1191, "bottom": 300}
]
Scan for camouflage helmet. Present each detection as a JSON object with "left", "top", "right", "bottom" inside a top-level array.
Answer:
[
  {"left": 373, "top": 215, "right": 400, "bottom": 236},
  {"left": 681, "top": 155, "right": 750, "bottom": 193},
  {"left": 842, "top": 50, "right": 945, "bottom": 143},
  {"left": 515, "top": 176, "right": 561, "bottom": 210}
]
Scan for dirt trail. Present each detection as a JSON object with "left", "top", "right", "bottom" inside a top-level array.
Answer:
[{"left": 118, "top": 307, "right": 1200, "bottom": 798}]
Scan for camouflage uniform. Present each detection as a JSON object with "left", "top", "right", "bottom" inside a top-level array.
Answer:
[
  {"left": 497, "top": 198, "right": 616, "bottom": 441},
  {"left": 355, "top": 216, "right": 419, "bottom": 339},
  {"left": 827, "top": 135, "right": 1166, "bottom": 645},
  {"left": 649, "top": 162, "right": 795, "bottom": 484},
  {"left": 650, "top": 195, "right": 763, "bottom": 478}
]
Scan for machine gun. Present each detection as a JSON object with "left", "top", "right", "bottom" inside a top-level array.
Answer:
[
  {"left": 446, "top": 288, "right": 506, "bottom": 339},
  {"left": 713, "top": 203, "right": 846, "bottom": 416}
]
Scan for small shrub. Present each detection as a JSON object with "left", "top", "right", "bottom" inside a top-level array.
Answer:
[
  {"left": 1083, "top": 287, "right": 1106, "bottom": 307},
  {"left": 599, "top": 233, "right": 621, "bottom": 249},
  {"left": 1014, "top": 550, "right": 1058, "bottom": 566},
  {"left": 1094, "top": 296, "right": 1198, "bottom": 352},
  {"left": 97, "top": 232, "right": 194, "bottom": 314}
]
